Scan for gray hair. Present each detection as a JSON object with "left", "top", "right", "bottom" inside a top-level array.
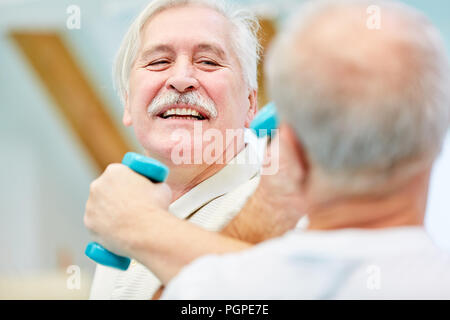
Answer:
[
  {"left": 114, "top": 0, "right": 261, "bottom": 105},
  {"left": 266, "top": 0, "right": 450, "bottom": 191}
]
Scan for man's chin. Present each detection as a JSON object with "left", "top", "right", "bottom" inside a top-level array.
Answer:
[{"left": 141, "top": 139, "right": 213, "bottom": 166}]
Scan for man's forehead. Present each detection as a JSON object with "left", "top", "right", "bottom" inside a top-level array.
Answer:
[
  {"left": 138, "top": 42, "right": 228, "bottom": 59},
  {"left": 140, "top": 5, "right": 233, "bottom": 47}
]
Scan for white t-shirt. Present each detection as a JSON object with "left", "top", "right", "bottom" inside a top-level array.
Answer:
[{"left": 162, "top": 226, "right": 450, "bottom": 299}]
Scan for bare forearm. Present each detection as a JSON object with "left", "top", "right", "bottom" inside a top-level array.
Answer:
[{"left": 130, "top": 209, "right": 252, "bottom": 285}]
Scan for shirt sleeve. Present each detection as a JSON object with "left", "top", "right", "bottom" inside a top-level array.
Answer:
[
  {"left": 89, "top": 264, "right": 121, "bottom": 299},
  {"left": 161, "top": 235, "right": 361, "bottom": 300},
  {"left": 161, "top": 254, "right": 239, "bottom": 299}
]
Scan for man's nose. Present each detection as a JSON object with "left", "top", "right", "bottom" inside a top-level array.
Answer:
[{"left": 166, "top": 62, "right": 199, "bottom": 93}]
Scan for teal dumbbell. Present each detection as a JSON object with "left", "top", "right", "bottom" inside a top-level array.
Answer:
[
  {"left": 250, "top": 102, "right": 279, "bottom": 138},
  {"left": 85, "top": 152, "right": 169, "bottom": 270}
]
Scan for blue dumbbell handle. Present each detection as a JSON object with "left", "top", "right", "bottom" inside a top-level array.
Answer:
[{"left": 85, "top": 152, "right": 169, "bottom": 270}]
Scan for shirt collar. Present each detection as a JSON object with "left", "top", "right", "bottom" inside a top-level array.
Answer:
[{"left": 169, "top": 128, "right": 262, "bottom": 219}]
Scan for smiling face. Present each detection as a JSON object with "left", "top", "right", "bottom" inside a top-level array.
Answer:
[{"left": 124, "top": 4, "right": 257, "bottom": 166}]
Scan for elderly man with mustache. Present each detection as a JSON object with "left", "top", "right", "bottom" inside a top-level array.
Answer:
[{"left": 88, "top": 0, "right": 265, "bottom": 299}]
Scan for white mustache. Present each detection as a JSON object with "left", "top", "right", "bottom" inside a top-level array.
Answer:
[{"left": 147, "top": 91, "right": 218, "bottom": 119}]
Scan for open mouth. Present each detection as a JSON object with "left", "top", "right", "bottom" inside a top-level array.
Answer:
[{"left": 158, "top": 107, "right": 207, "bottom": 120}]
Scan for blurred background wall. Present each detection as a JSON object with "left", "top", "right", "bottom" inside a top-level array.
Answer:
[{"left": 0, "top": 0, "right": 449, "bottom": 299}]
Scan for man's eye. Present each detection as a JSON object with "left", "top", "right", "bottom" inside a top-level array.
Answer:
[
  {"left": 145, "top": 60, "right": 170, "bottom": 69},
  {"left": 148, "top": 60, "right": 169, "bottom": 66},
  {"left": 199, "top": 60, "right": 219, "bottom": 66}
]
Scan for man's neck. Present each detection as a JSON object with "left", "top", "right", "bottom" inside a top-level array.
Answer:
[
  {"left": 307, "top": 170, "right": 431, "bottom": 230},
  {"left": 166, "top": 162, "right": 228, "bottom": 201},
  {"left": 166, "top": 142, "right": 246, "bottom": 202}
]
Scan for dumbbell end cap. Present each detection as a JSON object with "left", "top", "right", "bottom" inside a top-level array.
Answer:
[
  {"left": 122, "top": 152, "right": 169, "bottom": 182},
  {"left": 85, "top": 242, "right": 131, "bottom": 271}
]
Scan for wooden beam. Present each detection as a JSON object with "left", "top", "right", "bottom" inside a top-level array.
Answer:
[
  {"left": 257, "top": 18, "right": 277, "bottom": 109},
  {"left": 10, "top": 32, "right": 132, "bottom": 172}
]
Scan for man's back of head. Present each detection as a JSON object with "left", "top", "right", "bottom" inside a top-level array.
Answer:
[{"left": 267, "top": 0, "right": 449, "bottom": 201}]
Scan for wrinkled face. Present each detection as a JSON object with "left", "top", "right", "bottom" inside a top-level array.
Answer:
[{"left": 124, "top": 5, "right": 257, "bottom": 165}]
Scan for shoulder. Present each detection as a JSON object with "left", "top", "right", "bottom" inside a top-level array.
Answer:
[
  {"left": 163, "top": 229, "right": 450, "bottom": 299},
  {"left": 162, "top": 232, "right": 360, "bottom": 299}
]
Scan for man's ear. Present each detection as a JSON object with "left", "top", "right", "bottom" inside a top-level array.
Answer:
[
  {"left": 279, "top": 123, "right": 309, "bottom": 183},
  {"left": 122, "top": 92, "right": 132, "bottom": 127},
  {"left": 244, "top": 89, "right": 258, "bottom": 128}
]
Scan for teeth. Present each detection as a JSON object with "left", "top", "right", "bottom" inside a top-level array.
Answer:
[{"left": 161, "top": 108, "right": 204, "bottom": 118}]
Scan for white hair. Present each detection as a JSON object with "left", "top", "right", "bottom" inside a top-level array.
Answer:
[
  {"left": 266, "top": 0, "right": 450, "bottom": 192},
  {"left": 113, "top": 0, "right": 261, "bottom": 105}
]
